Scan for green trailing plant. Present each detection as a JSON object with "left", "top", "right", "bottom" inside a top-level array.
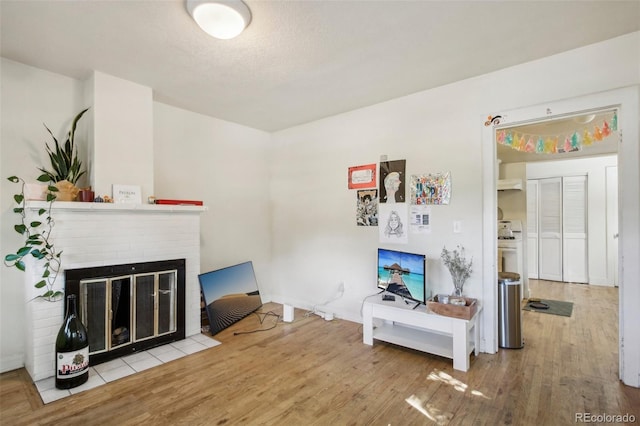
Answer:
[
  {"left": 4, "top": 175, "right": 62, "bottom": 300},
  {"left": 38, "top": 108, "right": 89, "bottom": 184}
]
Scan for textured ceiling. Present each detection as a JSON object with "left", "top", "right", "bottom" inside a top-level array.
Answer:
[{"left": 1, "top": 1, "right": 639, "bottom": 132}]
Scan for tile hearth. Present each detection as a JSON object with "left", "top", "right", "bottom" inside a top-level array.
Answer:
[{"left": 35, "top": 334, "right": 220, "bottom": 404}]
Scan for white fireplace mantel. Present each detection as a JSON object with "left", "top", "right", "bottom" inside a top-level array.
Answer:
[{"left": 27, "top": 200, "right": 207, "bottom": 214}]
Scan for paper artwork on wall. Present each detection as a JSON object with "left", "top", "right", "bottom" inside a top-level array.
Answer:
[
  {"left": 379, "top": 159, "right": 406, "bottom": 203},
  {"left": 410, "top": 205, "right": 431, "bottom": 234},
  {"left": 410, "top": 172, "right": 451, "bottom": 205},
  {"left": 357, "top": 189, "right": 378, "bottom": 226},
  {"left": 496, "top": 111, "right": 618, "bottom": 154},
  {"left": 348, "top": 163, "right": 377, "bottom": 189},
  {"left": 379, "top": 203, "right": 408, "bottom": 244}
]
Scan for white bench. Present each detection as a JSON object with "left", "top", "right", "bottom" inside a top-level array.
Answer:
[{"left": 362, "top": 296, "right": 482, "bottom": 372}]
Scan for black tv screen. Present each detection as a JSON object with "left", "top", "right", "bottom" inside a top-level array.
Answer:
[
  {"left": 198, "top": 261, "right": 262, "bottom": 335},
  {"left": 377, "top": 248, "right": 426, "bottom": 303}
]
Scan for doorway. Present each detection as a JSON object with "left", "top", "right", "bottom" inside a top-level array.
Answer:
[
  {"left": 480, "top": 86, "right": 640, "bottom": 387},
  {"left": 498, "top": 110, "right": 617, "bottom": 286}
]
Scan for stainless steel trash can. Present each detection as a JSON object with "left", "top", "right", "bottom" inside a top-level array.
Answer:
[{"left": 498, "top": 272, "right": 523, "bottom": 349}]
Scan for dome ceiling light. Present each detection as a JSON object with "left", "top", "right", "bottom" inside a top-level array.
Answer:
[{"left": 186, "top": 0, "right": 251, "bottom": 40}]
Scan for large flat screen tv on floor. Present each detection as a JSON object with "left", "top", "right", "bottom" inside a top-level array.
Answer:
[
  {"left": 377, "top": 248, "right": 426, "bottom": 304},
  {"left": 198, "top": 261, "right": 263, "bottom": 336}
]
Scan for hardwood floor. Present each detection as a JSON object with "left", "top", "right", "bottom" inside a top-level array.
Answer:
[{"left": 1, "top": 280, "right": 639, "bottom": 425}]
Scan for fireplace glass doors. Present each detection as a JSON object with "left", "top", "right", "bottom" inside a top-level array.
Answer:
[
  {"left": 65, "top": 259, "right": 186, "bottom": 365},
  {"left": 80, "top": 270, "right": 177, "bottom": 356}
]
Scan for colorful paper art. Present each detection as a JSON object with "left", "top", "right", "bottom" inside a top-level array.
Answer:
[{"left": 410, "top": 172, "right": 451, "bottom": 205}]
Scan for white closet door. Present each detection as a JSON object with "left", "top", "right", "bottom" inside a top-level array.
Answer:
[
  {"left": 562, "top": 176, "right": 588, "bottom": 283},
  {"left": 526, "top": 180, "right": 539, "bottom": 279},
  {"left": 539, "top": 177, "right": 563, "bottom": 281}
]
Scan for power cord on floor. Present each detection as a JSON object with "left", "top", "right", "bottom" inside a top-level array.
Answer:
[
  {"left": 304, "top": 282, "right": 345, "bottom": 319},
  {"left": 233, "top": 310, "right": 280, "bottom": 335}
]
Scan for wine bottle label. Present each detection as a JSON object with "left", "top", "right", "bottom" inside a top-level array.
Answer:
[{"left": 56, "top": 347, "right": 89, "bottom": 379}]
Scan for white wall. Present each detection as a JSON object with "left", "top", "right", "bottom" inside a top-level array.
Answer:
[
  {"left": 152, "top": 103, "right": 273, "bottom": 296},
  {"left": 268, "top": 91, "right": 487, "bottom": 321},
  {"left": 527, "top": 155, "right": 618, "bottom": 285},
  {"left": 268, "top": 32, "right": 640, "bottom": 356},
  {"left": 1, "top": 58, "right": 85, "bottom": 373},
  {"left": 85, "top": 71, "right": 154, "bottom": 199}
]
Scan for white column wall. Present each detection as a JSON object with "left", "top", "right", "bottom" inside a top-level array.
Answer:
[{"left": 85, "top": 72, "right": 154, "bottom": 200}]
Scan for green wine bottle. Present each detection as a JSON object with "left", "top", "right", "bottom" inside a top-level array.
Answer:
[{"left": 55, "top": 294, "right": 89, "bottom": 389}]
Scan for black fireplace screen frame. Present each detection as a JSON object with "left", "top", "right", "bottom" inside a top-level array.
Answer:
[{"left": 64, "top": 259, "right": 186, "bottom": 366}]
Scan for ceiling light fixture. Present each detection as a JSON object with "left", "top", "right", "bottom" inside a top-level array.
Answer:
[{"left": 186, "top": 0, "right": 251, "bottom": 40}]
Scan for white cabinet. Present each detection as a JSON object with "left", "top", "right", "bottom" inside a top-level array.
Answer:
[{"left": 362, "top": 297, "right": 482, "bottom": 372}]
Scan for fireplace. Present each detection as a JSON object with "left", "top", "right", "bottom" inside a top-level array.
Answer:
[
  {"left": 65, "top": 259, "right": 186, "bottom": 365},
  {"left": 22, "top": 202, "right": 204, "bottom": 382}
]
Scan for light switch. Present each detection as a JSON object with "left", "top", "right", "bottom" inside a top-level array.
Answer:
[{"left": 453, "top": 221, "right": 462, "bottom": 233}]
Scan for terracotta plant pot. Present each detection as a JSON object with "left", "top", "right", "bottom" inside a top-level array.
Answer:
[{"left": 54, "top": 180, "right": 80, "bottom": 201}]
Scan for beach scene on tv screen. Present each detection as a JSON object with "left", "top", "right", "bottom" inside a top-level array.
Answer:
[
  {"left": 199, "top": 261, "right": 262, "bottom": 335},
  {"left": 378, "top": 250, "right": 425, "bottom": 302}
]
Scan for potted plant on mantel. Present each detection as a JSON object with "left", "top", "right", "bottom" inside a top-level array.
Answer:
[
  {"left": 38, "top": 107, "right": 89, "bottom": 201},
  {"left": 4, "top": 108, "right": 89, "bottom": 300}
]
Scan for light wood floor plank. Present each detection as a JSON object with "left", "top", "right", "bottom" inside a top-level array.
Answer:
[{"left": 1, "top": 280, "right": 639, "bottom": 425}]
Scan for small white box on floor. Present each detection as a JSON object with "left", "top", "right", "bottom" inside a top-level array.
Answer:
[{"left": 283, "top": 304, "right": 294, "bottom": 322}]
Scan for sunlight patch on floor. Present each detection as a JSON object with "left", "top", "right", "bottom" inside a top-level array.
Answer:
[
  {"left": 405, "top": 368, "right": 491, "bottom": 423},
  {"left": 427, "top": 368, "right": 489, "bottom": 399},
  {"left": 405, "top": 395, "right": 453, "bottom": 425}
]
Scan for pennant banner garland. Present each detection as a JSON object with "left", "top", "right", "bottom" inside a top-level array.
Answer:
[{"left": 496, "top": 112, "right": 618, "bottom": 155}]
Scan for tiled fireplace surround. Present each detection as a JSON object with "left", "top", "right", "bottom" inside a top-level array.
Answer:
[{"left": 24, "top": 201, "right": 205, "bottom": 382}]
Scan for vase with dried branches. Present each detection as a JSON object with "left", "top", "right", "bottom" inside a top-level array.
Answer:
[{"left": 441, "top": 245, "right": 473, "bottom": 297}]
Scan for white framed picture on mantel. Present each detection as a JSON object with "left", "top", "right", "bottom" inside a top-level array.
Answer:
[{"left": 113, "top": 184, "right": 142, "bottom": 204}]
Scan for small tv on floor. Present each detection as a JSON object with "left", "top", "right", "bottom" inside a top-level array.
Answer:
[
  {"left": 198, "top": 261, "right": 263, "bottom": 336},
  {"left": 377, "top": 248, "right": 426, "bottom": 304}
]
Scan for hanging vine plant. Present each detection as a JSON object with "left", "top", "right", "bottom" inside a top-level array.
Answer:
[{"left": 4, "top": 175, "right": 62, "bottom": 300}]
